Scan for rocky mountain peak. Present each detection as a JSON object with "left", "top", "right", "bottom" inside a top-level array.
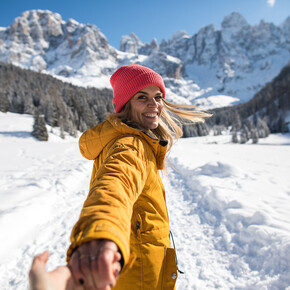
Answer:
[
  {"left": 169, "top": 30, "right": 189, "bottom": 43},
  {"left": 221, "top": 12, "right": 251, "bottom": 47},
  {"left": 66, "top": 18, "right": 80, "bottom": 34},
  {"left": 0, "top": 9, "right": 117, "bottom": 81},
  {"left": 119, "top": 33, "right": 160, "bottom": 56},
  {"left": 0, "top": 9, "right": 289, "bottom": 108},
  {"left": 120, "top": 32, "right": 143, "bottom": 54},
  {"left": 280, "top": 16, "right": 290, "bottom": 37},
  {"left": 138, "top": 38, "right": 159, "bottom": 55},
  {"left": 221, "top": 12, "right": 249, "bottom": 30},
  {"left": 8, "top": 10, "right": 64, "bottom": 43}
]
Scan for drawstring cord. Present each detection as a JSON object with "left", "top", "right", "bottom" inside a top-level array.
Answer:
[{"left": 170, "top": 231, "right": 184, "bottom": 274}]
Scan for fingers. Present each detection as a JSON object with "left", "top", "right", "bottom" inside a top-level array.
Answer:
[
  {"left": 69, "top": 250, "right": 84, "bottom": 286},
  {"left": 113, "top": 255, "right": 122, "bottom": 278},
  {"left": 78, "top": 245, "right": 96, "bottom": 288},
  {"left": 94, "top": 240, "right": 121, "bottom": 288},
  {"left": 68, "top": 240, "right": 122, "bottom": 289},
  {"left": 95, "top": 247, "right": 116, "bottom": 288}
]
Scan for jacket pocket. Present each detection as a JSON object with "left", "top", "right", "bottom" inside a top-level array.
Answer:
[{"left": 162, "top": 248, "right": 178, "bottom": 290}]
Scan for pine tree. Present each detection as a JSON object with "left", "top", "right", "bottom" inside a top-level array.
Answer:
[
  {"left": 251, "top": 129, "right": 259, "bottom": 144},
  {"left": 241, "top": 124, "right": 250, "bottom": 141},
  {"left": 0, "top": 90, "right": 9, "bottom": 112},
  {"left": 240, "top": 130, "right": 247, "bottom": 144},
  {"left": 59, "top": 116, "right": 65, "bottom": 139},
  {"left": 232, "top": 111, "right": 242, "bottom": 132},
  {"left": 245, "top": 119, "right": 253, "bottom": 132},
  {"left": 257, "top": 117, "right": 270, "bottom": 138},
  {"left": 232, "top": 131, "right": 238, "bottom": 143},
  {"left": 31, "top": 109, "right": 49, "bottom": 141}
]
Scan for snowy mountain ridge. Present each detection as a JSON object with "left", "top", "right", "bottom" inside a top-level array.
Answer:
[{"left": 0, "top": 10, "right": 289, "bottom": 108}]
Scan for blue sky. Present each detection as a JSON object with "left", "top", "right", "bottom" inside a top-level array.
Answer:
[{"left": 1, "top": 0, "right": 290, "bottom": 49}]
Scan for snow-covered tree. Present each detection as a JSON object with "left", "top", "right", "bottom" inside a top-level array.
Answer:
[
  {"left": 251, "top": 129, "right": 259, "bottom": 144},
  {"left": 31, "top": 109, "right": 49, "bottom": 141},
  {"left": 232, "top": 111, "right": 242, "bottom": 132},
  {"left": 232, "top": 131, "right": 238, "bottom": 143},
  {"left": 0, "top": 90, "right": 9, "bottom": 112},
  {"left": 257, "top": 117, "right": 270, "bottom": 138},
  {"left": 240, "top": 130, "right": 247, "bottom": 144}
]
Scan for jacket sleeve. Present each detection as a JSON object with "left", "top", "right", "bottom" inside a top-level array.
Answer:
[{"left": 67, "top": 135, "right": 152, "bottom": 267}]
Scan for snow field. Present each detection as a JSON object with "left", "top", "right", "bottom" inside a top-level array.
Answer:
[
  {"left": 0, "top": 112, "right": 290, "bottom": 289},
  {"left": 0, "top": 113, "right": 91, "bottom": 289},
  {"left": 167, "top": 137, "right": 290, "bottom": 289}
]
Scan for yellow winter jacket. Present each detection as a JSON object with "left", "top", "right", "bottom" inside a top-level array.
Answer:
[{"left": 67, "top": 115, "right": 177, "bottom": 289}]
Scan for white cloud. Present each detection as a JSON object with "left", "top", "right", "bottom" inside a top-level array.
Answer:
[{"left": 267, "top": 0, "right": 276, "bottom": 7}]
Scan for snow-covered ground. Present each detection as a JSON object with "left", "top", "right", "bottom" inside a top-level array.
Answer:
[{"left": 0, "top": 112, "right": 290, "bottom": 290}]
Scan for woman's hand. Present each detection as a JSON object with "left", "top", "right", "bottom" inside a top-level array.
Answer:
[
  {"left": 69, "top": 239, "right": 122, "bottom": 290},
  {"left": 29, "top": 251, "right": 79, "bottom": 290}
]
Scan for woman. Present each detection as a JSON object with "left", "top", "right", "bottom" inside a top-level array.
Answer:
[{"left": 29, "top": 64, "right": 210, "bottom": 290}]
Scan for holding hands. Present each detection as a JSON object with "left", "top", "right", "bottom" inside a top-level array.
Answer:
[{"left": 29, "top": 239, "right": 122, "bottom": 290}]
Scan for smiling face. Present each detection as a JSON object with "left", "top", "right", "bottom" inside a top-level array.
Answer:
[{"left": 129, "top": 85, "right": 164, "bottom": 130}]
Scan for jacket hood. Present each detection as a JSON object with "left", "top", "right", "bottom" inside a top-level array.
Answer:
[{"left": 79, "top": 116, "right": 168, "bottom": 166}]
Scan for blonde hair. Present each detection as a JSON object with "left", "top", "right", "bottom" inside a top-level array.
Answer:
[{"left": 111, "top": 99, "right": 212, "bottom": 152}]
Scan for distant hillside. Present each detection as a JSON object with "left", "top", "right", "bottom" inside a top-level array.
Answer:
[
  {"left": 207, "top": 63, "right": 290, "bottom": 134},
  {"left": 0, "top": 62, "right": 211, "bottom": 138},
  {"left": 1, "top": 61, "right": 289, "bottom": 139},
  {"left": 0, "top": 62, "right": 113, "bottom": 136}
]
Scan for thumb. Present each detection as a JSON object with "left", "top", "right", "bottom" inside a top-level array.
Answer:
[
  {"left": 30, "top": 251, "right": 49, "bottom": 275},
  {"left": 29, "top": 251, "right": 50, "bottom": 290}
]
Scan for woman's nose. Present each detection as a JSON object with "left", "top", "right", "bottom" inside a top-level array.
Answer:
[{"left": 148, "top": 98, "right": 158, "bottom": 107}]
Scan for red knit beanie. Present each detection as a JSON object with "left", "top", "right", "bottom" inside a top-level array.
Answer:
[{"left": 110, "top": 64, "right": 166, "bottom": 113}]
